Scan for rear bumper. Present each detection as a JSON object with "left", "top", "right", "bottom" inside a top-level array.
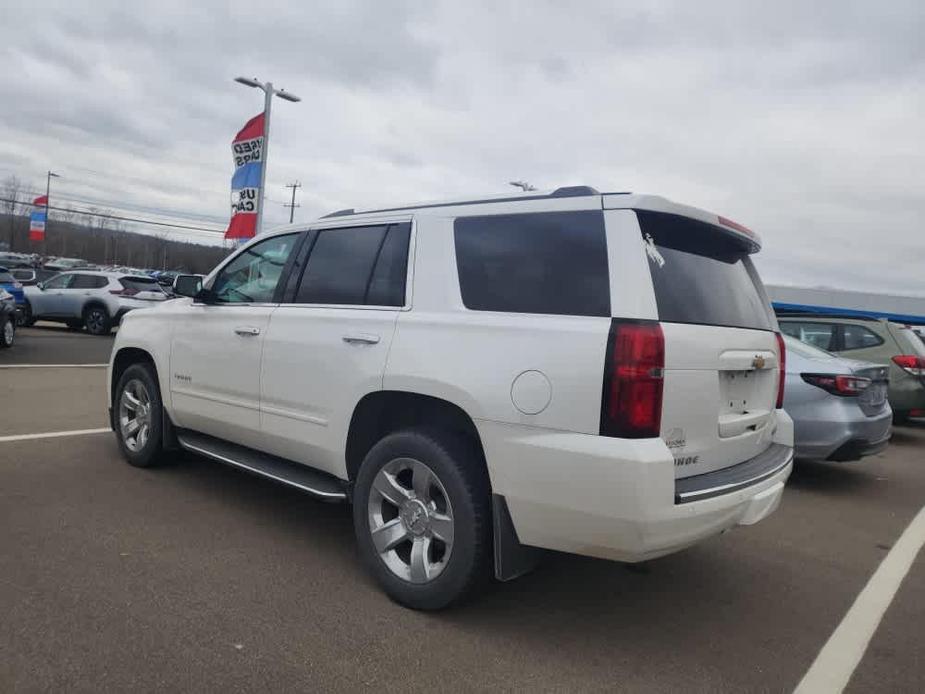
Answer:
[
  {"left": 793, "top": 407, "right": 893, "bottom": 461},
  {"left": 477, "top": 412, "right": 794, "bottom": 563},
  {"left": 888, "top": 375, "right": 925, "bottom": 415}
]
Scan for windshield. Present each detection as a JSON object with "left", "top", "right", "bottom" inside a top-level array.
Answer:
[
  {"left": 639, "top": 211, "right": 775, "bottom": 331},
  {"left": 0, "top": 270, "right": 14, "bottom": 283}
]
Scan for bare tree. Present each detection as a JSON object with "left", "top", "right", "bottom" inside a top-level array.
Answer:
[{"left": 0, "top": 175, "right": 25, "bottom": 251}]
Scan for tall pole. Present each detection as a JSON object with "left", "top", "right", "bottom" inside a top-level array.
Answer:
[
  {"left": 234, "top": 76, "right": 300, "bottom": 237},
  {"left": 284, "top": 181, "right": 301, "bottom": 223},
  {"left": 255, "top": 83, "right": 273, "bottom": 236},
  {"left": 45, "top": 171, "right": 59, "bottom": 257}
]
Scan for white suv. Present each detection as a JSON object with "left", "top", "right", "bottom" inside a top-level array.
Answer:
[{"left": 108, "top": 186, "right": 793, "bottom": 609}]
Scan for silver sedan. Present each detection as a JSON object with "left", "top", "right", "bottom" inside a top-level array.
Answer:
[{"left": 783, "top": 335, "right": 892, "bottom": 461}]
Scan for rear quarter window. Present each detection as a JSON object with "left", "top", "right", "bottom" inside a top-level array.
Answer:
[
  {"left": 454, "top": 210, "right": 610, "bottom": 317},
  {"left": 639, "top": 211, "right": 774, "bottom": 331}
]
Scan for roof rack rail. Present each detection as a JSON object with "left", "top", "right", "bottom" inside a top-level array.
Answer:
[{"left": 320, "top": 208, "right": 356, "bottom": 218}]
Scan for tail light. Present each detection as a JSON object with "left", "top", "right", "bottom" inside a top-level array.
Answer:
[
  {"left": 110, "top": 287, "right": 139, "bottom": 297},
  {"left": 801, "top": 374, "right": 871, "bottom": 397},
  {"left": 600, "top": 320, "right": 664, "bottom": 438},
  {"left": 892, "top": 355, "right": 925, "bottom": 377},
  {"left": 775, "top": 332, "right": 786, "bottom": 408}
]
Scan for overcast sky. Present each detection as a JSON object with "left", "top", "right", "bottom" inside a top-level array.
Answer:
[{"left": 1, "top": 1, "right": 923, "bottom": 293}]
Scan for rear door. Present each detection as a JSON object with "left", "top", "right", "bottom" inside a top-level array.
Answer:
[
  {"left": 66, "top": 274, "right": 108, "bottom": 316},
  {"left": 259, "top": 222, "right": 411, "bottom": 478},
  {"left": 637, "top": 211, "right": 782, "bottom": 479}
]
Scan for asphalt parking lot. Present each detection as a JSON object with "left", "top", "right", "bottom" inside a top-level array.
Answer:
[{"left": 1, "top": 327, "right": 923, "bottom": 692}]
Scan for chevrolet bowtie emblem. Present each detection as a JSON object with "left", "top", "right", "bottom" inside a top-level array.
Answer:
[{"left": 752, "top": 355, "right": 766, "bottom": 369}]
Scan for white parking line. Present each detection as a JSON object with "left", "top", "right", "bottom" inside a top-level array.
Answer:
[
  {"left": 0, "top": 363, "right": 107, "bottom": 368},
  {"left": 794, "top": 505, "right": 925, "bottom": 694},
  {"left": 0, "top": 428, "right": 111, "bottom": 443}
]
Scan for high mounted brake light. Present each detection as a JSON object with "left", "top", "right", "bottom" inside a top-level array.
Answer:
[
  {"left": 717, "top": 215, "right": 761, "bottom": 251},
  {"left": 600, "top": 320, "right": 664, "bottom": 438}
]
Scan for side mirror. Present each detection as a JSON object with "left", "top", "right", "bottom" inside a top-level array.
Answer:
[
  {"left": 173, "top": 274, "right": 203, "bottom": 299},
  {"left": 36, "top": 282, "right": 44, "bottom": 290}
]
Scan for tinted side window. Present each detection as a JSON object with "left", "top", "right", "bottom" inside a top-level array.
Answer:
[
  {"left": 0, "top": 270, "right": 14, "bottom": 282},
  {"left": 779, "top": 321, "right": 837, "bottom": 351},
  {"left": 454, "top": 211, "right": 610, "bottom": 317},
  {"left": 367, "top": 223, "right": 411, "bottom": 306},
  {"left": 295, "top": 225, "right": 388, "bottom": 305},
  {"left": 71, "top": 274, "right": 107, "bottom": 289},
  {"left": 841, "top": 324, "right": 885, "bottom": 351}
]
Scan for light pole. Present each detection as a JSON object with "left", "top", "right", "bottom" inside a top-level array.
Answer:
[
  {"left": 45, "top": 171, "right": 59, "bottom": 255},
  {"left": 234, "top": 76, "right": 301, "bottom": 235}
]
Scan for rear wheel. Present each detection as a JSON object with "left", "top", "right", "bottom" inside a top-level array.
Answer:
[
  {"left": 0, "top": 315, "right": 14, "bottom": 348},
  {"left": 114, "top": 363, "right": 167, "bottom": 468},
  {"left": 19, "top": 301, "right": 34, "bottom": 327},
  {"left": 83, "top": 305, "right": 111, "bottom": 335},
  {"left": 353, "top": 429, "right": 491, "bottom": 610}
]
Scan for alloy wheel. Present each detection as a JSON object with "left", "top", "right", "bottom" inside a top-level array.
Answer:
[
  {"left": 119, "top": 379, "right": 152, "bottom": 452},
  {"left": 367, "top": 458, "right": 455, "bottom": 584}
]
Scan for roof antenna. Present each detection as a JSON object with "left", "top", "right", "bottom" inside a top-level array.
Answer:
[{"left": 509, "top": 180, "right": 537, "bottom": 192}]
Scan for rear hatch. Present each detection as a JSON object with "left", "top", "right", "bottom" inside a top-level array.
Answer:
[
  {"left": 118, "top": 276, "right": 168, "bottom": 301},
  {"left": 637, "top": 210, "right": 782, "bottom": 480}
]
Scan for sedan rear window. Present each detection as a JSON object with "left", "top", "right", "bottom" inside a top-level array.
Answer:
[{"left": 639, "top": 211, "right": 775, "bottom": 331}]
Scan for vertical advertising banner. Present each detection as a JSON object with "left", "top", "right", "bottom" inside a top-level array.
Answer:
[
  {"left": 29, "top": 195, "right": 48, "bottom": 242},
  {"left": 225, "top": 112, "right": 265, "bottom": 239}
]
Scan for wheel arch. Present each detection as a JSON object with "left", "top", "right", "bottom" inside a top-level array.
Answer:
[{"left": 345, "top": 390, "right": 488, "bottom": 484}]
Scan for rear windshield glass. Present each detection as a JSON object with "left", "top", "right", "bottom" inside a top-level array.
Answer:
[
  {"left": 454, "top": 210, "right": 610, "bottom": 317},
  {"left": 638, "top": 211, "right": 774, "bottom": 331},
  {"left": 120, "top": 277, "right": 164, "bottom": 293}
]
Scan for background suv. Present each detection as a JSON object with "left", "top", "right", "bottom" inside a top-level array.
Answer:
[
  {"left": 24, "top": 270, "right": 168, "bottom": 335},
  {"left": 779, "top": 315, "right": 925, "bottom": 421},
  {"left": 108, "top": 187, "right": 793, "bottom": 609}
]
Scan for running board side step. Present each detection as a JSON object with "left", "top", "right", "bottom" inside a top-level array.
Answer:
[{"left": 175, "top": 430, "right": 348, "bottom": 502}]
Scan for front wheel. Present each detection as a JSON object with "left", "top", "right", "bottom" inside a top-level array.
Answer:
[
  {"left": 353, "top": 429, "right": 491, "bottom": 610},
  {"left": 114, "top": 363, "right": 167, "bottom": 468},
  {"left": 0, "top": 315, "right": 14, "bottom": 348},
  {"left": 83, "top": 305, "right": 111, "bottom": 335}
]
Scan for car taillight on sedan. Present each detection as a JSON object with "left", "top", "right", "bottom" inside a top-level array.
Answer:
[
  {"left": 891, "top": 355, "right": 925, "bottom": 377},
  {"left": 801, "top": 373, "right": 871, "bottom": 397},
  {"left": 600, "top": 320, "right": 664, "bottom": 438}
]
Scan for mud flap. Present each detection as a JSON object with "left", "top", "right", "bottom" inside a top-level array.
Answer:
[{"left": 492, "top": 494, "right": 544, "bottom": 581}]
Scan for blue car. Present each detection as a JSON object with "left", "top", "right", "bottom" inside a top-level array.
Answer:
[{"left": 0, "top": 266, "right": 26, "bottom": 322}]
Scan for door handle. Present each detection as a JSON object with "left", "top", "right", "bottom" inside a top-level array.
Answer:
[
  {"left": 342, "top": 333, "right": 380, "bottom": 345},
  {"left": 234, "top": 326, "right": 261, "bottom": 336}
]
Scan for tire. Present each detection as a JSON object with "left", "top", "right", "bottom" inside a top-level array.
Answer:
[
  {"left": 114, "top": 363, "right": 167, "bottom": 468},
  {"left": 83, "top": 305, "right": 112, "bottom": 336},
  {"left": 353, "top": 428, "right": 491, "bottom": 610},
  {"left": 19, "top": 301, "right": 34, "bottom": 327},
  {"left": 0, "top": 315, "right": 14, "bottom": 348}
]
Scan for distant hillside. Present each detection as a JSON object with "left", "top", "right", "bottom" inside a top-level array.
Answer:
[{"left": 1, "top": 212, "right": 230, "bottom": 274}]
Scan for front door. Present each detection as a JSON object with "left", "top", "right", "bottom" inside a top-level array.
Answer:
[
  {"left": 33, "top": 272, "right": 75, "bottom": 316},
  {"left": 260, "top": 222, "right": 411, "bottom": 477},
  {"left": 169, "top": 232, "right": 302, "bottom": 448}
]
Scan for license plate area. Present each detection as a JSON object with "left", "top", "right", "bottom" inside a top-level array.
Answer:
[{"left": 719, "top": 370, "right": 763, "bottom": 415}]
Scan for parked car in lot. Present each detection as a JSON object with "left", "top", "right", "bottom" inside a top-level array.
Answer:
[
  {"left": 0, "top": 266, "right": 27, "bottom": 323},
  {"left": 783, "top": 335, "right": 891, "bottom": 461},
  {"left": 0, "top": 287, "right": 16, "bottom": 348},
  {"left": 23, "top": 270, "right": 168, "bottom": 335},
  {"left": 43, "top": 257, "right": 91, "bottom": 272},
  {"left": 9, "top": 267, "right": 59, "bottom": 287},
  {"left": 778, "top": 315, "right": 925, "bottom": 422},
  {"left": 108, "top": 187, "right": 793, "bottom": 609}
]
